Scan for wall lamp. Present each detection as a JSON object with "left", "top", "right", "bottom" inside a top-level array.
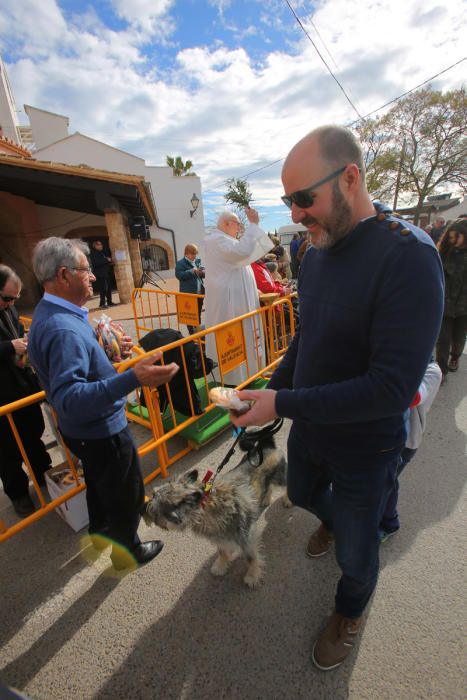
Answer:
[{"left": 190, "top": 193, "right": 200, "bottom": 218}]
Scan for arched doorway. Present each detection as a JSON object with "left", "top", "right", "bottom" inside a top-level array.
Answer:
[{"left": 65, "top": 225, "right": 117, "bottom": 294}]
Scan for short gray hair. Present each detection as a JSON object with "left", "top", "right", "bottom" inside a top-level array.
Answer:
[
  {"left": 33, "top": 237, "right": 90, "bottom": 284},
  {"left": 217, "top": 210, "right": 238, "bottom": 227}
]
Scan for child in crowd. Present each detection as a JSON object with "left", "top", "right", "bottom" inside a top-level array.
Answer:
[{"left": 379, "top": 361, "right": 442, "bottom": 542}]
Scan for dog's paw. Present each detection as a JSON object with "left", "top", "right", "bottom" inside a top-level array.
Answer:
[
  {"left": 210, "top": 556, "right": 230, "bottom": 577},
  {"left": 243, "top": 559, "right": 264, "bottom": 588},
  {"left": 282, "top": 493, "right": 293, "bottom": 508},
  {"left": 243, "top": 570, "right": 263, "bottom": 588}
]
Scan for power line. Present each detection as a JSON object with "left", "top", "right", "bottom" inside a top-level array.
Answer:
[
  {"left": 229, "top": 57, "right": 466, "bottom": 184},
  {"left": 283, "top": 0, "right": 364, "bottom": 121}
]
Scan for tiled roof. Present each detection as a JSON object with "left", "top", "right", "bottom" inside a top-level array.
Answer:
[{"left": 0, "top": 135, "right": 32, "bottom": 158}]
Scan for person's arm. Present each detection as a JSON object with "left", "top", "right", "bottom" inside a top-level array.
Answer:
[
  {"left": 40, "top": 330, "right": 177, "bottom": 423},
  {"left": 234, "top": 241, "right": 444, "bottom": 428},
  {"left": 252, "top": 264, "right": 276, "bottom": 294},
  {"left": 274, "top": 243, "right": 444, "bottom": 424},
  {"left": 0, "top": 339, "right": 16, "bottom": 359},
  {"left": 413, "top": 362, "right": 442, "bottom": 409},
  {"left": 175, "top": 261, "right": 196, "bottom": 281}
]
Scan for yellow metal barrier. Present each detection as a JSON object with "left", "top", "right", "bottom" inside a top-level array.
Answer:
[
  {"left": 0, "top": 296, "right": 295, "bottom": 542},
  {"left": 124, "top": 295, "right": 297, "bottom": 480},
  {"left": 0, "top": 391, "right": 84, "bottom": 542},
  {"left": 131, "top": 287, "right": 205, "bottom": 341}
]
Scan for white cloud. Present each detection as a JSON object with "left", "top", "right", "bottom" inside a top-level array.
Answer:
[
  {"left": 110, "top": 0, "right": 176, "bottom": 38},
  {"left": 2, "top": 0, "right": 465, "bottom": 230}
]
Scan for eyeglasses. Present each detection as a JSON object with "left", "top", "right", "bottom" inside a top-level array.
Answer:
[
  {"left": 281, "top": 165, "right": 347, "bottom": 210},
  {"left": 67, "top": 266, "right": 93, "bottom": 275},
  {"left": 0, "top": 294, "right": 21, "bottom": 302}
]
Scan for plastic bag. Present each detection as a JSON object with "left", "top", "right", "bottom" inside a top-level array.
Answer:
[{"left": 94, "top": 314, "right": 125, "bottom": 363}]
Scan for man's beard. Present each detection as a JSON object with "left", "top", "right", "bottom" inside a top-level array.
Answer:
[{"left": 302, "top": 182, "right": 353, "bottom": 250}]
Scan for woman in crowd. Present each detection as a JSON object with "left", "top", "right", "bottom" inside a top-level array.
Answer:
[
  {"left": 0, "top": 265, "right": 51, "bottom": 517},
  {"left": 436, "top": 219, "right": 467, "bottom": 381},
  {"left": 270, "top": 236, "right": 292, "bottom": 280}
]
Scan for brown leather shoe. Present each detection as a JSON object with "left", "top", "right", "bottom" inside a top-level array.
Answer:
[
  {"left": 306, "top": 523, "right": 334, "bottom": 557},
  {"left": 312, "top": 611, "right": 362, "bottom": 671}
]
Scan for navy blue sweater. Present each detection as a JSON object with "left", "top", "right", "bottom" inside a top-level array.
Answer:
[
  {"left": 269, "top": 215, "right": 444, "bottom": 465},
  {"left": 28, "top": 299, "right": 139, "bottom": 439}
]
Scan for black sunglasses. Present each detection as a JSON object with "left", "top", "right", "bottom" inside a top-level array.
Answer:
[
  {"left": 0, "top": 294, "right": 21, "bottom": 302},
  {"left": 281, "top": 165, "right": 347, "bottom": 209}
]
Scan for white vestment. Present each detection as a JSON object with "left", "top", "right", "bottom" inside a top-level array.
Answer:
[{"left": 202, "top": 223, "right": 273, "bottom": 385}]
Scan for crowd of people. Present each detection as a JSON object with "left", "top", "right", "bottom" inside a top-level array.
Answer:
[{"left": 0, "top": 123, "right": 465, "bottom": 672}]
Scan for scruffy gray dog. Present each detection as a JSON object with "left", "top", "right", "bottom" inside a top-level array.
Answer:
[{"left": 143, "top": 432, "right": 289, "bottom": 587}]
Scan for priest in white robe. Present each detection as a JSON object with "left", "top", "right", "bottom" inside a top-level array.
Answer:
[{"left": 202, "top": 207, "right": 273, "bottom": 386}]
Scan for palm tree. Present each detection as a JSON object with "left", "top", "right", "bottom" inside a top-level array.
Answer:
[{"left": 166, "top": 156, "right": 196, "bottom": 176}]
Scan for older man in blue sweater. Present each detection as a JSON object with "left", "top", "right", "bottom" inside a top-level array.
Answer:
[
  {"left": 232, "top": 125, "right": 444, "bottom": 670},
  {"left": 28, "top": 237, "right": 179, "bottom": 570}
]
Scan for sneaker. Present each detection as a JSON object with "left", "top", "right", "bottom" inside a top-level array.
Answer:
[
  {"left": 378, "top": 527, "right": 399, "bottom": 543},
  {"left": 306, "top": 523, "right": 334, "bottom": 558},
  {"left": 12, "top": 494, "right": 36, "bottom": 518},
  {"left": 312, "top": 611, "right": 362, "bottom": 671},
  {"left": 448, "top": 358, "right": 459, "bottom": 372}
]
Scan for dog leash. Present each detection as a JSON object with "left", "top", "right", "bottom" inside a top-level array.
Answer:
[{"left": 200, "top": 418, "right": 284, "bottom": 506}]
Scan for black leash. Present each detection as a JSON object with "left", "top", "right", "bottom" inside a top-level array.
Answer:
[{"left": 202, "top": 417, "right": 284, "bottom": 489}]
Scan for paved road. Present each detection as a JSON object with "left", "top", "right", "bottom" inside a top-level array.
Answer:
[{"left": 0, "top": 363, "right": 465, "bottom": 700}]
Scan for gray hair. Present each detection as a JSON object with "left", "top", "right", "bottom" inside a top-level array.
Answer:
[
  {"left": 33, "top": 237, "right": 90, "bottom": 284},
  {"left": 217, "top": 210, "right": 238, "bottom": 227},
  {"left": 0, "top": 264, "right": 21, "bottom": 291},
  {"left": 314, "top": 125, "right": 366, "bottom": 185}
]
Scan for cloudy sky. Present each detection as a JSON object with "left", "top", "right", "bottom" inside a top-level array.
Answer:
[{"left": 1, "top": 0, "right": 465, "bottom": 230}]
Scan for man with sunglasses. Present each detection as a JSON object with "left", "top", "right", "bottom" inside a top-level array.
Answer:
[
  {"left": 231, "top": 125, "right": 444, "bottom": 670},
  {"left": 28, "top": 237, "right": 179, "bottom": 571},
  {"left": 0, "top": 265, "right": 52, "bottom": 517}
]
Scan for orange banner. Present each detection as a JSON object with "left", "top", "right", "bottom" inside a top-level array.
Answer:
[
  {"left": 215, "top": 320, "right": 246, "bottom": 375},
  {"left": 176, "top": 294, "right": 200, "bottom": 326}
]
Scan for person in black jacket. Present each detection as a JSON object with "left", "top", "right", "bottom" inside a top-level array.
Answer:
[
  {"left": 231, "top": 125, "right": 444, "bottom": 671},
  {"left": 90, "top": 240, "right": 114, "bottom": 309},
  {"left": 0, "top": 265, "right": 51, "bottom": 517},
  {"left": 175, "top": 244, "right": 205, "bottom": 333}
]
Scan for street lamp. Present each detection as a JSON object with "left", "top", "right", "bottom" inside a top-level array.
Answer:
[{"left": 190, "top": 193, "right": 200, "bottom": 218}]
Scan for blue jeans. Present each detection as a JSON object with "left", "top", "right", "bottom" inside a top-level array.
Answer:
[
  {"left": 379, "top": 447, "right": 417, "bottom": 532},
  {"left": 287, "top": 422, "right": 401, "bottom": 618}
]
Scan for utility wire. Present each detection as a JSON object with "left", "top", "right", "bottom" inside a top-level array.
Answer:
[
  {"left": 230, "top": 56, "right": 467, "bottom": 183},
  {"left": 284, "top": 0, "right": 364, "bottom": 121}
]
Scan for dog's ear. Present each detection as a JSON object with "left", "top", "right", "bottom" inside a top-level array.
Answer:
[
  {"left": 183, "top": 469, "right": 199, "bottom": 483},
  {"left": 183, "top": 490, "right": 203, "bottom": 505}
]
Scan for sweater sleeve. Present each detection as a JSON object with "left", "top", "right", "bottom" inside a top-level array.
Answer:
[
  {"left": 175, "top": 261, "right": 195, "bottom": 281},
  {"left": 275, "top": 241, "right": 444, "bottom": 424},
  {"left": 0, "top": 339, "right": 15, "bottom": 360},
  {"left": 42, "top": 330, "right": 140, "bottom": 422}
]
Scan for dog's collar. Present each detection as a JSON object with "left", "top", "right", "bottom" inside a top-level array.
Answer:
[{"left": 200, "top": 469, "right": 215, "bottom": 508}]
